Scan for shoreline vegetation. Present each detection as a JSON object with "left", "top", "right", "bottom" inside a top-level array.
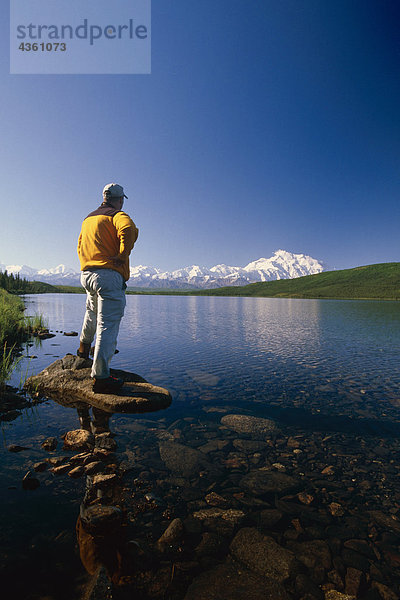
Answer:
[
  {"left": 0, "top": 288, "right": 48, "bottom": 390},
  {"left": 46, "top": 262, "right": 400, "bottom": 301}
]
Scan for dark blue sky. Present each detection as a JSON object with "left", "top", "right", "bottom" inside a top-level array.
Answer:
[{"left": 1, "top": 0, "right": 399, "bottom": 271}]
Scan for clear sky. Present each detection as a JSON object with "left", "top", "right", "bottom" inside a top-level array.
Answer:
[{"left": 1, "top": 0, "right": 399, "bottom": 272}]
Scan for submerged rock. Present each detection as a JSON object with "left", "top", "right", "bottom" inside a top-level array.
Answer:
[
  {"left": 68, "top": 465, "right": 85, "bottom": 478},
  {"left": 230, "top": 527, "right": 298, "bottom": 583},
  {"left": 84, "top": 461, "right": 105, "bottom": 475},
  {"left": 368, "top": 510, "right": 400, "bottom": 534},
  {"left": 184, "top": 559, "right": 288, "bottom": 599},
  {"left": 286, "top": 539, "right": 331, "bottom": 570},
  {"left": 95, "top": 433, "right": 117, "bottom": 452},
  {"left": 8, "top": 444, "right": 30, "bottom": 453},
  {"left": 233, "top": 439, "right": 268, "bottom": 453},
  {"left": 371, "top": 581, "right": 398, "bottom": 600},
  {"left": 193, "top": 508, "right": 245, "bottom": 526},
  {"left": 83, "top": 566, "right": 113, "bottom": 600},
  {"left": 80, "top": 504, "right": 123, "bottom": 534},
  {"left": 63, "top": 429, "right": 94, "bottom": 451},
  {"left": 324, "top": 592, "right": 356, "bottom": 600},
  {"left": 92, "top": 473, "right": 117, "bottom": 488},
  {"left": 25, "top": 354, "right": 172, "bottom": 414},
  {"left": 51, "top": 463, "right": 72, "bottom": 475},
  {"left": 257, "top": 509, "right": 283, "bottom": 529},
  {"left": 41, "top": 437, "right": 58, "bottom": 451},
  {"left": 33, "top": 461, "right": 48, "bottom": 472},
  {"left": 221, "top": 414, "right": 279, "bottom": 439},
  {"left": 240, "top": 469, "right": 300, "bottom": 495},
  {"left": 159, "top": 441, "right": 221, "bottom": 478},
  {"left": 22, "top": 471, "right": 40, "bottom": 490},
  {"left": 156, "top": 517, "right": 184, "bottom": 552}
]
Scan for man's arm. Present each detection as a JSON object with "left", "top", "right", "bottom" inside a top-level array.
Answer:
[
  {"left": 77, "top": 231, "right": 82, "bottom": 259},
  {"left": 112, "top": 212, "right": 139, "bottom": 263}
]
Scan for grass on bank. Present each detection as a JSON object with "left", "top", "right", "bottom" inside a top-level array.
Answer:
[
  {"left": 25, "top": 314, "right": 48, "bottom": 334},
  {"left": 0, "top": 289, "right": 26, "bottom": 346},
  {"left": 0, "top": 290, "right": 25, "bottom": 390},
  {"left": 0, "top": 289, "right": 48, "bottom": 390},
  {"left": 0, "top": 343, "right": 23, "bottom": 392}
]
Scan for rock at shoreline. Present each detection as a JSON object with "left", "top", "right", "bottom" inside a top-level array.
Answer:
[
  {"left": 25, "top": 354, "right": 172, "bottom": 414},
  {"left": 37, "top": 331, "right": 56, "bottom": 340}
]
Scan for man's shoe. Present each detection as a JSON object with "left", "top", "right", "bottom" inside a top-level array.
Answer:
[
  {"left": 92, "top": 376, "right": 124, "bottom": 394},
  {"left": 77, "top": 343, "right": 92, "bottom": 359}
]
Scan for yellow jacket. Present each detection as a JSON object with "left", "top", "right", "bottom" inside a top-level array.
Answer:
[{"left": 77, "top": 203, "right": 138, "bottom": 281}]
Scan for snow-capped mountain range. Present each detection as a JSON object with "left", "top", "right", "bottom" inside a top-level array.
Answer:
[{"left": 0, "top": 250, "right": 324, "bottom": 289}]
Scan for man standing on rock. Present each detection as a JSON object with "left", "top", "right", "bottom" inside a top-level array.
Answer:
[{"left": 77, "top": 183, "right": 138, "bottom": 393}]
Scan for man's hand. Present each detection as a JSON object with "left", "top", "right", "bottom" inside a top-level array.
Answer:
[{"left": 108, "top": 255, "right": 125, "bottom": 267}]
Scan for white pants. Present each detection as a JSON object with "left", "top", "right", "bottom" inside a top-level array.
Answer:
[{"left": 80, "top": 269, "right": 126, "bottom": 379}]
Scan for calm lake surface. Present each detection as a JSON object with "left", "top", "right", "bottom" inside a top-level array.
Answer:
[
  {"left": 2, "top": 294, "right": 400, "bottom": 598},
  {"left": 11, "top": 294, "right": 400, "bottom": 421}
]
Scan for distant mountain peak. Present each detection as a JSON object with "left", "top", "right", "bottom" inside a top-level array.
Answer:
[{"left": 0, "top": 250, "right": 324, "bottom": 289}]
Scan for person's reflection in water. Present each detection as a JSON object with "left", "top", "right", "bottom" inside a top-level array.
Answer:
[
  {"left": 76, "top": 512, "right": 125, "bottom": 585},
  {"left": 77, "top": 406, "right": 111, "bottom": 434},
  {"left": 75, "top": 404, "right": 125, "bottom": 587}
]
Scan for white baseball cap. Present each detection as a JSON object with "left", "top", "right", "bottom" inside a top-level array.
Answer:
[{"left": 103, "top": 183, "right": 128, "bottom": 199}]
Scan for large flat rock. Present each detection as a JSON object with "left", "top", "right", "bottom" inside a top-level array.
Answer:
[{"left": 25, "top": 354, "right": 172, "bottom": 414}]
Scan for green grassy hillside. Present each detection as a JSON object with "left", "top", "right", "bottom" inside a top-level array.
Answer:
[
  {"left": 192, "top": 263, "right": 400, "bottom": 300},
  {"left": 22, "top": 281, "right": 59, "bottom": 294}
]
